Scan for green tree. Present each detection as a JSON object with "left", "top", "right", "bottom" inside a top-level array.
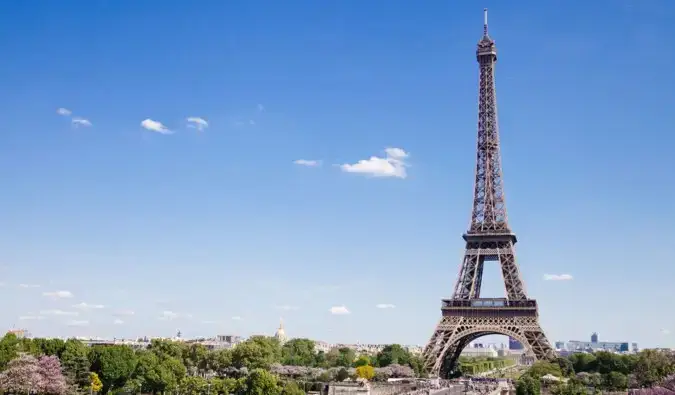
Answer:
[
  {"left": 281, "top": 381, "right": 306, "bottom": 395},
  {"left": 0, "top": 333, "right": 20, "bottom": 370},
  {"left": 326, "top": 348, "right": 355, "bottom": 368},
  {"left": 603, "top": 371, "right": 628, "bottom": 391},
  {"left": 525, "top": 361, "right": 563, "bottom": 379},
  {"left": 61, "top": 339, "right": 91, "bottom": 389},
  {"left": 556, "top": 356, "right": 575, "bottom": 377},
  {"left": 208, "top": 348, "right": 233, "bottom": 374},
  {"left": 353, "top": 355, "right": 370, "bottom": 368},
  {"left": 210, "top": 377, "right": 239, "bottom": 395},
  {"left": 281, "top": 339, "right": 316, "bottom": 367},
  {"left": 240, "top": 368, "right": 281, "bottom": 395},
  {"left": 32, "top": 338, "right": 66, "bottom": 358},
  {"left": 314, "top": 351, "right": 327, "bottom": 368},
  {"left": 148, "top": 339, "right": 184, "bottom": 360},
  {"left": 89, "top": 345, "right": 137, "bottom": 393},
  {"left": 516, "top": 375, "right": 540, "bottom": 395},
  {"left": 355, "top": 365, "right": 375, "bottom": 380},
  {"left": 633, "top": 349, "right": 675, "bottom": 388},
  {"left": 335, "top": 367, "right": 349, "bottom": 382},
  {"left": 181, "top": 375, "right": 208, "bottom": 395},
  {"left": 568, "top": 353, "right": 596, "bottom": 373},
  {"left": 375, "top": 344, "right": 411, "bottom": 367},
  {"left": 232, "top": 337, "right": 281, "bottom": 370},
  {"left": 183, "top": 343, "right": 209, "bottom": 374}
]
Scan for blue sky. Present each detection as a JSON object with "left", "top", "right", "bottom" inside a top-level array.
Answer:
[{"left": 0, "top": 0, "right": 674, "bottom": 349}]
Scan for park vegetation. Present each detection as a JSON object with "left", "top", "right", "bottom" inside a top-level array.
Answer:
[
  {"left": 515, "top": 350, "right": 675, "bottom": 395},
  {"left": 0, "top": 333, "right": 425, "bottom": 395},
  {"left": 458, "top": 355, "right": 516, "bottom": 375}
]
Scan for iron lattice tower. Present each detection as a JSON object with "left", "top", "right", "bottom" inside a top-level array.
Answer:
[{"left": 422, "top": 10, "right": 556, "bottom": 378}]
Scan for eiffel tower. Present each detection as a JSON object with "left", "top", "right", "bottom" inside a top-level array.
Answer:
[{"left": 422, "top": 9, "right": 556, "bottom": 378}]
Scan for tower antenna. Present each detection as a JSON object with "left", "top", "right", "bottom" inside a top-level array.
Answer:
[{"left": 483, "top": 8, "right": 489, "bottom": 37}]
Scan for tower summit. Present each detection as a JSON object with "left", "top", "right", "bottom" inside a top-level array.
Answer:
[{"left": 421, "top": 10, "right": 556, "bottom": 378}]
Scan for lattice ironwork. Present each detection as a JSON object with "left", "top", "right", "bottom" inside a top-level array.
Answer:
[{"left": 422, "top": 9, "right": 555, "bottom": 378}]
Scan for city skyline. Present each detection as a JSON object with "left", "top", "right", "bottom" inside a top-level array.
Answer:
[{"left": 1, "top": 0, "right": 674, "bottom": 348}]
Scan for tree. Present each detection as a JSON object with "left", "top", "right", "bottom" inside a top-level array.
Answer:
[
  {"left": 184, "top": 343, "right": 210, "bottom": 374},
  {"left": 38, "top": 355, "right": 68, "bottom": 395},
  {"left": 516, "top": 375, "right": 540, "bottom": 395},
  {"left": 0, "top": 333, "right": 20, "bottom": 370},
  {"left": 89, "top": 345, "right": 137, "bottom": 392},
  {"left": 132, "top": 350, "right": 178, "bottom": 393},
  {"left": 326, "top": 348, "right": 355, "bottom": 368},
  {"left": 61, "top": 339, "right": 91, "bottom": 389},
  {"left": 180, "top": 375, "right": 208, "bottom": 395},
  {"left": 556, "top": 356, "right": 575, "bottom": 377},
  {"left": 335, "top": 367, "right": 349, "bottom": 382},
  {"left": 148, "top": 338, "right": 185, "bottom": 360},
  {"left": 568, "top": 353, "right": 596, "bottom": 374},
  {"left": 90, "top": 372, "right": 103, "bottom": 392},
  {"left": 376, "top": 345, "right": 411, "bottom": 367},
  {"left": 634, "top": 349, "right": 675, "bottom": 388},
  {"left": 0, "top": 353, "right": 42, "bottom": 393},
  {"left": 232, "top": 337, "right": 282, "bottom": 370},
  {"left": 526, "top": 361, "right": 563, "bottom": 379},
  {"left": 33, "top": 338, "right": 67, "bottom": 358},
  {"left": 603, "top": 371, "right": 628, "bottom": 391},
  {"left": 282, "top": 381, "right": 306, "bottom": 395},
  {"left": 355, "top": 365, "right": 375, "bottom": 381},
  {"left": 281, "top": 339, "right": 316, "bottom": 367},
  {"left": 241, "top": 368, "right": 281, "bottom": 395},
  {"left": 353, "top": 355, "right": 370, "bottom": 368},
  {"left": 208, "top": 348, "right": 233, "bottom": 374}
]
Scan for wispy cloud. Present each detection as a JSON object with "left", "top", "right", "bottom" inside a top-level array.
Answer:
[
  {"left": 159, "top": 311, "right": 179, "bottom": 320},
  {"left": 329, "top": 305, "right": 350, "bottom": 315},
  {"left": 293, "top": 159, "right": 321, "bottom": 167},
  {"left": 376, "top": 303, "right": 396, "bottom": 309},
  {"left": 661, "top": 329, "right": 671, "bottom": 335},
  {"left": 113, "top": 309, "right": 135, "bottom": 316},
  {"left": 340, "top": 147, "right": 409, "bottom": 179},
  {"left": 113, "top": 319, "right": 124, "bottom": 325},
  {"left": 56, "top": 108, "right": 72, "bottom": 116},
  {"left": 231, "top": 316, "right": 243, "bottom": 321},
  {"left": 19, "top": 315, "right": 45, "bottom": 321},
  {"left": 19, "top": 284, "right": 40, "bottom": 289},
  {"left": 276, "top": 305, "right": 299, "bottom": 311},
  {"left": 71, "top": 117, "right": 92, "bottom": 128},
  {"left": 257, "top": 104, "right": 265, "bottom": 112},
  {"left": 186, "top": 117, "right": 209, "bottom": 131},
  {"left": 43, "top": 290, "right": 74, "bottom": 299},
  {"left": 67, "top": 320, "right": 89, "bottom": 327},
  {"left": 72, "top": 302, "right": 104, "bottom": 310},
  {"left": 141, "top": 119, "right": 172, "bottom": 134},
  {"left": 40, "top": 309, "right": 79, "bottom": 316},
  {"left": 543, "top": 274, "right": 573, "bottom": 281}
]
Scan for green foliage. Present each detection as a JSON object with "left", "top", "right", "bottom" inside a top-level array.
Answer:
[
  {"left": 335, "top": 367, "right": 349, "bottom": 382},
  {"left": 281, "top": 339, "right": 316, "bottom": 367},
  {"left": 88, "top": 345, "right": 137, "bottom": 393},
  {"left": 240, "top": 368, "right": 281, "bottom": 395},
  {"left": 516, "top": 375, "right": 541, "bottom": 395},
  {"left": 61, "top": 339, "right": 91, "bottom": 389},
  {"left": 325, "top": 347, "right": 355, "bottom": 368},
  {"left": 232, "top": 336, "right": 282, "bottom": 370},
  {"left": 281, "top": 381, "right": 306, "bottom": 395},
  {"left": 603, "top": 371, "right": 628, "bottom": 391},
  {"left": 555, "top": 356, "right": 575, "bottom": 377},
  {"left": 181, "top": 375, "right": 208, "bottom": 395},
  {"left": 353, "top": 355, "right": 370, "bottom": 368},
  {"left": 0, "top": 334, "right": 20, "bottom": 370},
  {"left": 524, "top": 361, "right": 563, "bottom": 379},
  {"left": 459, "top": 357, "right": 515, "bottom": 375},
  {"left": 376, "top": 344, "right": 410, "bottom": 367}
]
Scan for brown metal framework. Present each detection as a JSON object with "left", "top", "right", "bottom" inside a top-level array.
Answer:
[{"left": 422, "top": 10, "right": 556, "bottom": 377}]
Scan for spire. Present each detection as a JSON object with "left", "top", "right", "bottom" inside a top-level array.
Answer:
[
  {"left": 279, "top": 317, "right": 284, "bottom": 330},
  {"left": 483, "top": 8, "right": 489, "bottom": 37}
]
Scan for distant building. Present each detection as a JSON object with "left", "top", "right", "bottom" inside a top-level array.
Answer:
[
  {"left": 274, "top": 319, "right": 288, "bottom": 345},
  {"left": 591, "top": 332, "right": 598, "bottom": 343},
  {"left": 555, "top": 341, "right": 566, "bottom": 350},
  {"left": 509, "top": 337, "right": 524, "bottom": 350}
]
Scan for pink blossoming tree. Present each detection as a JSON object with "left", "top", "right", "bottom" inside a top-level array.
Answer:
[
  {"left": 38, "top": 355, "right": 68, "bottom": 395},
  {"left": 0, "top": 353, "right": 42, "bottom": 393}
]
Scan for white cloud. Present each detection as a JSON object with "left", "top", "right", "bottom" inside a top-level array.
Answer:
[
  {"left": 72, "top": 302, "right": 105, "bottom": 310},
  {"left": 141, "top": 119, "right": 172, "bottom": 134},
  {"left": 57, "top": 108, "right": 72, "bottom": 116},
  {"left": 186, "top": 117, "right": 209, "bottom": 131},
  {"left": 293, "top": 159, "right": 321, "bottom": 167},
  {"left": 201, "top": 320, "right": 220, "bottom": 324},
  {"left": 113, "top": 309, "right": 135, "bottom": 316},
  {"left": 43, "top": 290, "right": 74, "bottom": 299},
  {"left": 67, "top": 320, "right": 89, "bottom": 327},
  {"left": 330, "top": 305, "right": 350, "bottom": 315},
  {"left": 19, "top": 284, "right": 40, "bottom": 289},
  {"left": 19, "top": 315, "right": 45, "bottom": 321},
  {"left": 231, "top": 316, "right": 242, "bottom": 321},
  {"left": 40, "top": 309, "right": 79, "bottom": 317},
  {"left": 543, "top": 274, "right": 573, "bottom": 281},
  {"left": 71, "top": 117, "right": 92, "bottom": 127},
  {"left": 340, "top": 147, "right": 409, "bottom": 179},
  {"left": 113, "top": 319, "right": 124, "bottom": 325},
  {"left": 276, "top": 305, "right": 299, "bottom": 311},
  {"left": 376, "top": 303, "right": 396, "bottom": 309},
  {"left": 159, "top": 310, "right": 179, "bottom": 320},
  {"left": 258, "top": 104, "right": 265, "bottom": 112},
  {"left": 661, "top": 329, "right": 671, "bottom": 335}
]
